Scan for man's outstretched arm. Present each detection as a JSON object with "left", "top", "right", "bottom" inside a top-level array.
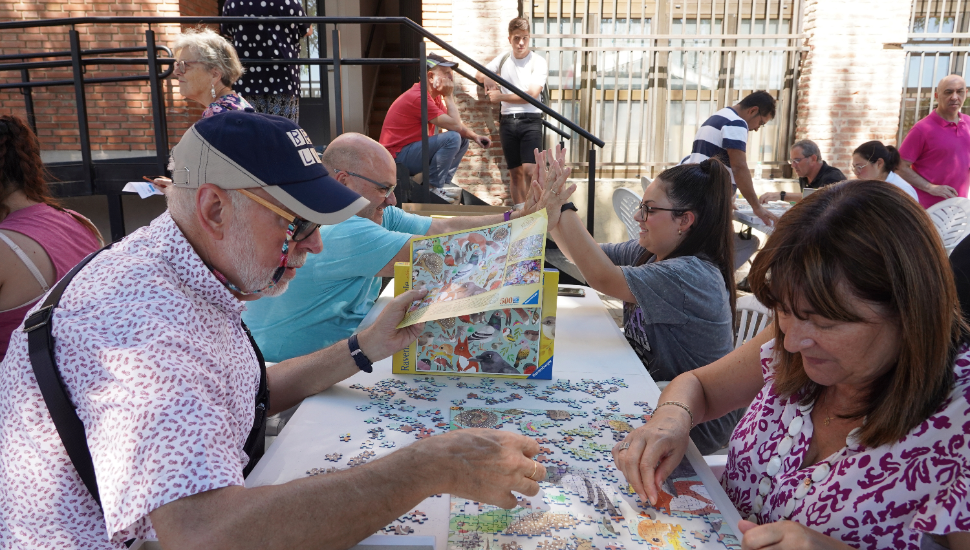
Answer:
[{"left": 151, "top": 428, "right": 545, "bottom": 550}]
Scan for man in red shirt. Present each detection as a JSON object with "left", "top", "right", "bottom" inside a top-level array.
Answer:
[
  {"left": 898, "top": 74, "right": 970, "bottom": 208},
  {"left": 380, "top": 53, "right": 491, "bottom": 202}
]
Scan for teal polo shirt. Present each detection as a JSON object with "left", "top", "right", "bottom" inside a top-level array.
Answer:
[{"left": 242, "top": 205, "right": 433, "bottom": 362}]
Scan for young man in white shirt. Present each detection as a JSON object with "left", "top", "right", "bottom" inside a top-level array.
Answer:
[{"left": 477, "top": 17, "right": 549, "bottom": 207}]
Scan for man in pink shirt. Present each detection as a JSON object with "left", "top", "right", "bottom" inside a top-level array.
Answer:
[{"left": 897, "top": 74, "right": 970, "bottom": 208}]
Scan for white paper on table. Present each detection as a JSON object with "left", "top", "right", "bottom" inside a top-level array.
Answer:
[{"left": 123, "top": 181, "right": 164, "bottom": 199}]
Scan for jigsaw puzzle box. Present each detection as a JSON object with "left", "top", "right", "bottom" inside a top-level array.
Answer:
[{"left": 392, "top": 265, "right": 558, "bottom": 379}]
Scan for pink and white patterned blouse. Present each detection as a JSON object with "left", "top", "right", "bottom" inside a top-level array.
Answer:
[
  {"left": 724, "top": 339, "right": 970, "bottom": 549},
  {"left": 0, "top": 212, "right": 261, "bottom": 549}
]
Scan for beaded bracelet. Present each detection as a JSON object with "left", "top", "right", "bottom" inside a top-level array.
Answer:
[{"left": 655, "top": 401, "right": 694, "bottom": 427}]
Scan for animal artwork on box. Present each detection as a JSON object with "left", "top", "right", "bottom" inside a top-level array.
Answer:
[
  {"left": 401, "top": 212, "right": 548, "bottom": 328},
  {"left": 415, "top": 307, "right": 545, "bottom": 376},
  {"left": 409, "top": 224, "right": 513, "bottom": 313}
]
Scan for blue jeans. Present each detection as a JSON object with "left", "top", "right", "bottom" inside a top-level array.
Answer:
[{"left": 396, "top": 132, "right": 470, "bottom": 189}]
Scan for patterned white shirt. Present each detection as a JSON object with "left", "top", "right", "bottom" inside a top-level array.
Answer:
[
  {"left": 724, "top": 339, "right": 970, "bottom": 549},
  {"left": 0, "top": 212, "right": 261, "bottom": 548}
]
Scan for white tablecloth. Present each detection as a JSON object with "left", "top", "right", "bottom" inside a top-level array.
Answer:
[{"left": 245, "top": 284, "right": 741, "bottom": 548}]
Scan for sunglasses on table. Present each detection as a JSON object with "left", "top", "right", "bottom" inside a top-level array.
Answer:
[{"left": 331, "top": 168, "right": 396, "bottom": 198}]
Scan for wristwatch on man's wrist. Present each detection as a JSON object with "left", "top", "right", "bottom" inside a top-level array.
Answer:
[
  {"left": 780, "top": 191, "right": 787, "bottom": 202},
  {"left": 348, "top": 334, "right": 373, "bottom": 373},
  {"left": 561, "top": 202, "right": 578, "bottom": 213}
]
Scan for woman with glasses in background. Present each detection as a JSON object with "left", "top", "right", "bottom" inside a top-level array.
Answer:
[
  {"left": 540, "top": 151, "right": 739, "bottom": 454},
  {"left": 171, "top": 28, "right": 252, "bottom": 119},
  {"left": 851, "top": 140, "right": 920, "bottom": 202}
]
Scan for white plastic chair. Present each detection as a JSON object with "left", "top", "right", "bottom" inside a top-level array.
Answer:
[
  {"left": 641, "top": 175, "right": 652, "bottom": 192},
  {"left": 926, "top": 197, "right": 970, "bottom": 254},
  {"left": 735, "top": 294, "right": 772, "bottom": 349},
  {"left": 612, "top": 187, "right": 642, "bottom": 242}
]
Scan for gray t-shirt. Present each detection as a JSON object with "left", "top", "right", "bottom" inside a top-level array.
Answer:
[{"left": 601, "top": 240, "right": 739, "bottom": 453}]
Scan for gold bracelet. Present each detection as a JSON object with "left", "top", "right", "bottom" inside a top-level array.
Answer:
[{"left": 656, "top": 401, "right": 694, "bottom": 427}]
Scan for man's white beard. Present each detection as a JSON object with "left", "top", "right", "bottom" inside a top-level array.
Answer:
[{"left": 224, "top": 223, "right": 307, "bottom": 297}]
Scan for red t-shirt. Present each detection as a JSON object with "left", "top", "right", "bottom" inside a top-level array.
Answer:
[
  {"left": 379, "top": 83, "right": 447, "bottom": 158},
  {"left": 898, "top": 110, "right": 970, "bottom": 208}
]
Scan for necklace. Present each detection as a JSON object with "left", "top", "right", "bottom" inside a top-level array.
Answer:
[{"left": 746, "top": 401, "right": 863, "bottom": 523}]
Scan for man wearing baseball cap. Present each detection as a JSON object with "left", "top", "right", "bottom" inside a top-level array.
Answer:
[
  {"left": 379, "top": 52, "right": 492, "bottom": 203},
  {"left": 0, "top": 112, "right": 544, "bottom": 549}
]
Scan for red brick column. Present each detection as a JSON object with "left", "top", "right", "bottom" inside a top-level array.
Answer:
[
  {"left": 424, "top": 0, "right": 519, "bottom": 205},
  {"left": 0, "top": 0, "right": 217, "bottom": 152},
  {"left": 794, "top": 0, "right": 910, "bottom": 172}
]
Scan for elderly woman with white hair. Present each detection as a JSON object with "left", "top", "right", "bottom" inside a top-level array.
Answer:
[{"left": 171, "top": 28, "right": 252, "bottom": 119}]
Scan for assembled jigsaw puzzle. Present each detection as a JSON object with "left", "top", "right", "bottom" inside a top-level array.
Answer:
[
  {"left": 400, "top": 211, "right": 548, "bottom": 327},
  {"left": 448, "top": 407, "right": 741, "bottom": 550}
]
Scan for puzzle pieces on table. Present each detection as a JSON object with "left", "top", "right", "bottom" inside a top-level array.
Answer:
[
  {"left": 360, "top": 440, "right": 375, "bottom": 449},
  {"left": 384, "top": 525, "right": 413, "bottom": 535},
  {"left": 325, "top": 453, "right": 342, "bottom": 462},
  {"left": 347, "top": 450, "right": 376, "bottom": 467},
  {"left": 597, "top": 463, "right": 621, "bottom": 484},
  {"left": 380, "top": 440, "right": 397, "bottom": 448},
  {"left": 356, "top": 405, "right": 372, "bottom": 411},
  {"left": 413, "top": 376, "right": 449, "bottom": 387},
  {"left": 339, "top": 433, "right": 351, "bottom": 442},
  {"left": 306, "top": 466, "right": 339, "bottom": 477},
  {"left": 394, "top": 510, "right": 429, "bottom": 525},
  {"left": 364, "top": 417, "right": 382, "bottom": 424},
  {"left": 368, "top": 427, "right": 385, "bottom": 439}
]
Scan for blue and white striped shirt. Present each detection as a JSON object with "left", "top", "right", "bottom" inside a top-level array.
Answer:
[{"left": 680, "top": 107, "right": 748, "bottom": 186}]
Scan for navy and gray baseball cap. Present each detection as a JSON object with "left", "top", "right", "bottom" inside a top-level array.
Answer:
[{"left": 170, "top": 111, "right": 369, "bottom": 225}]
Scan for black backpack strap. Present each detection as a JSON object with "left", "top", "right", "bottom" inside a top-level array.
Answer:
[
  {"left": 240, "top": 320, "right": 269, "bottom": 477},
  {"left": 24, "top": 246, "right": 111, "bottom": 509}
]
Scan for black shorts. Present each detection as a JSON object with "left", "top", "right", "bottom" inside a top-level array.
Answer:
[{"left": 499, "top": 114, "right": 543, "bottom": 169}]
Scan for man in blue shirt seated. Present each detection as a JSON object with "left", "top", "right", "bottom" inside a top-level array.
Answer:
[{"left": 243, "top": 132, "right": 540, "bottom": 361}]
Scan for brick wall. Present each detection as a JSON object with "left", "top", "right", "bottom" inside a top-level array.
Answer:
[
  {"left": 794, "top": 0, "right": 910, "bottom": 173},
  {"left": 0, "top": 0, "right": 217, "bottom": 153},
  {"left": 423, "top": 0, "right": 519, "bottom": 206}
]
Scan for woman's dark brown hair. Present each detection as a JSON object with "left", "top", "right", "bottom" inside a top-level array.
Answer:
[
  {"left": 636, "top": 158, "right": 737, "bottom": 316},
  {"left": 0, "top": 115, "right": 102, "bottom": 242},
  {"left": 748, "top": 179, "right": 962, "bottom": 448}
]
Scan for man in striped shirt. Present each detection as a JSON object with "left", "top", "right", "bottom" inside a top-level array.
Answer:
[{"left": 682, "top": 90, "right": 778, "bottom": 227}]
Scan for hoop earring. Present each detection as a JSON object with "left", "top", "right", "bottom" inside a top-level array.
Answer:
[{"left": 211, "top": 84, "right": 217, "bottom": 99}]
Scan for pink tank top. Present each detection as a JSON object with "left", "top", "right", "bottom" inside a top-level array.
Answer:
[{"left": 0, "top": 203, "right": 101, "bottom": 357}]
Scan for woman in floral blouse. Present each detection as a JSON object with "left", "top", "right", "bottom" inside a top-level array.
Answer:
[
  {"left": 171, "top": 28, "right": 253, "bottom": 119},
  {"left": 612, "top": 180, "right": 970, "bottom": 549}
]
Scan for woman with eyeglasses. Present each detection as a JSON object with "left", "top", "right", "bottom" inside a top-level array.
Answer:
[
  {"left": 171, "top": 28, "right": 252, "bottom": 119},
  {"left": 539, "top": 149, "right": 739, "bottom": 454},
  {"left": 851, "top": 141, "right": 919, "bottom": 202}
]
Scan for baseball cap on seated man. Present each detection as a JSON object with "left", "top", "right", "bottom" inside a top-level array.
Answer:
[
  {"left": 170, "top": 111, "right": 369, "bottom": 225},
  {"left": 426, "top": 52, "right": 458, "bottom": 69}
]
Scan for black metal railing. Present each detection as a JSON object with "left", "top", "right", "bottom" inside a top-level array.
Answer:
[{"left": 0, "top": 16, "right": 604, "bottom": 237}]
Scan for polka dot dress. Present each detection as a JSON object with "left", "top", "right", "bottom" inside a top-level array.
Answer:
[{"left": 221, "top": 0, "right": 309, "bottom": 98}]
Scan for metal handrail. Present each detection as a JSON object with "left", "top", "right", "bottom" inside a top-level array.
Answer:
[
  {"left": 0, "top": 16, "right": 605, "bottom": 234},
  {"left": 0, "top": 16, "right": 604, "bottom": 147}
]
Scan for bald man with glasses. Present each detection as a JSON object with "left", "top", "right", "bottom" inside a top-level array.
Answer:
[{"left": 242, "top": 132, "right": 543, "bottom": 362}]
